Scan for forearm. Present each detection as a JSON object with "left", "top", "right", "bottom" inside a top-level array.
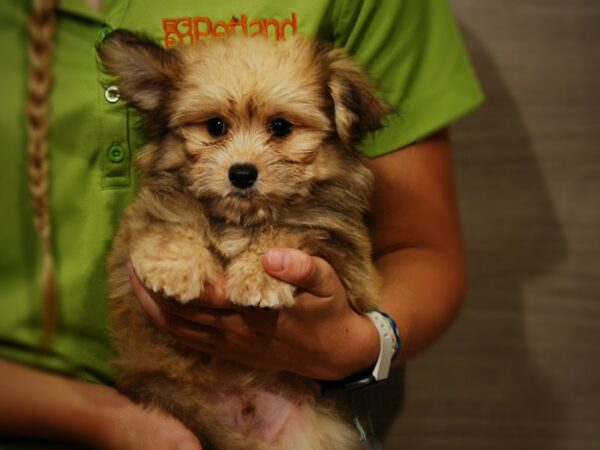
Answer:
[
  {"left": 0, "top": 358, "right": 124, "bottom": 445},
  {"left": 375, "top": 245, "right": 466, "bottom": 363},
  {"left": 364, "top": 130, "right": 466, "bottom": 364}
]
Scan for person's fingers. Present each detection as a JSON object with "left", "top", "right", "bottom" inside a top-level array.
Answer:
[
  {"left": 262, "top": 248, "right": 339, "bottom": 297},
  {"left": 175, "top": 338, "right": 217, "bottom": 355},
  {"left": 187, "top": 276, "right": 230, "bottom": 309},
  {"left": 157, "top": 311, "right": 220, "bottom": 343},
  {"left": 128, "top": 261, "right": 164, "bottom": 322},
  {"left": 161, "top": 302, "right": 233, "bottom": 328}
]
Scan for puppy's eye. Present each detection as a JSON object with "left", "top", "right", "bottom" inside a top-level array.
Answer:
[
  {"left": 206, "top": 118, "right": 228, "bottom": 137},
  {"left": 270, "top": 118, "right": 293, "bottom": 138}
]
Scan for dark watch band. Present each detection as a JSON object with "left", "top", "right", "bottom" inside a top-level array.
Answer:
[{"left": 319, "top": 368, "right": 383, "bottom": 396}]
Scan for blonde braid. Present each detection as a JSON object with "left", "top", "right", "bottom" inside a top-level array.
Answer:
[{"left": 27, "top": 0, "right": 59, "bottom": 348}]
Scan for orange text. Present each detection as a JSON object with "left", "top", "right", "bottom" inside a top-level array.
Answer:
[{"left": 162, "top": 13, "right": 298, "bottom": 48}]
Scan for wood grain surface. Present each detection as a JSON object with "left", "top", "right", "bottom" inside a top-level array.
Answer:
[{"left": 376, "top": 1, "right": 600, "bottom": 449}]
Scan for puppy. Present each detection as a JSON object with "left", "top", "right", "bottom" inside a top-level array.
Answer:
[{"left": 100, "top": 30, "right": 388, "bottom": 450}]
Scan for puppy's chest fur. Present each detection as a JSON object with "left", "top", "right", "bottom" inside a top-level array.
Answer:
[
  {"left": 206, "top": 216, "right": 329, "bottom": 262},
  {"left": 209, "top": 225, "right": 253, "bottom": 260}
]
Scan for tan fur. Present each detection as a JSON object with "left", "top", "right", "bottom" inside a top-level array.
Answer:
[{"left": 101, "top": 31, "right": 388, "bottom": 450}]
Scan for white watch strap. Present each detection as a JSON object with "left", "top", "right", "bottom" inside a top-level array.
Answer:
[{"left": 366, "top": 311, "right": 394, "bottom": 381}]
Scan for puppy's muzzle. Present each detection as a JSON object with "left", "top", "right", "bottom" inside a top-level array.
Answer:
[{"left": 229, "top": 163, "right": 258, "bottom": 189}]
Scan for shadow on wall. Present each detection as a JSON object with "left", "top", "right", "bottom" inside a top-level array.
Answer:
[{"left": 372, "top": 24, "right": 570, "bottom": 450}]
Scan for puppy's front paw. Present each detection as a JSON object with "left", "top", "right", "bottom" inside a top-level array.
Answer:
[
  {"left": 226, "top": 259, "right": 295, "bottom": 309},
  {"left": 130, "top": 239, "right": 220, "bottom": 304}
]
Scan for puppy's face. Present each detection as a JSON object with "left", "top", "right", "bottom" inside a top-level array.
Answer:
[
  {"left": 98, "top": 32, "right": 387, "bottom": 225},
  {"left": 172, "top": 38, "right": 333, "bottom": 224}
]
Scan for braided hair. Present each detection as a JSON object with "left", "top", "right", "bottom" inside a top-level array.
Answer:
[{"left": 27, "top": 0, "right": 59, "bottom": 348}]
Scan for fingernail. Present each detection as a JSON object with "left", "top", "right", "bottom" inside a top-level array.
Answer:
[{"left": 265, "top": 249, "right": 288, "bottom": 272}]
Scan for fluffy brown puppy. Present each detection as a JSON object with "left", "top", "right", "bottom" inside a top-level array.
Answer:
[{"left": 100, "top": 30, "right": 388, "bottom": 450}]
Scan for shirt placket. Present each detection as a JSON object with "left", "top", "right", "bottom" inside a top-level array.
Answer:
[{"left": 96, "top": 25, "right": 132, "bottom": 189}]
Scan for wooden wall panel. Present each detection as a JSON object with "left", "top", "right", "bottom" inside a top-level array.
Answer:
[{"left": 377, "top": 2, "right": 600, "bottom": 449}]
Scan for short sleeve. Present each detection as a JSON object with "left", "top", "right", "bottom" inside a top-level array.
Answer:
[{"left": 333, "top": 0, "right": 484, "bottom": 157}]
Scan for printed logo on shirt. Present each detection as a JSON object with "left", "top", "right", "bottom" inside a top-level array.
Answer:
[{"left": 162, "top": 13, "right": 298, "bottom": 48}]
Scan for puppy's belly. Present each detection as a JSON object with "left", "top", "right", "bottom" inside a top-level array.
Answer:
[{"left": 213, "top": 389, "right": 303, "bottom": 444}]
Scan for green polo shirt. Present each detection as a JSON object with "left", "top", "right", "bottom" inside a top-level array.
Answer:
[{"left": 0, "top": 0, "right": 482, "bottom": 441}]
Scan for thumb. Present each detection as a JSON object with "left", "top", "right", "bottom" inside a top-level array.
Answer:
[{"left": 262, "top": 248, "right": 338, "bottom": 297}]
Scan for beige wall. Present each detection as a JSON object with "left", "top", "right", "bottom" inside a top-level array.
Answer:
[{"left": 378, "top": 1, "right": 600, "bottom": 449}]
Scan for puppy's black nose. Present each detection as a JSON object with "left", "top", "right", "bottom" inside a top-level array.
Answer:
[{"left": 228, "top": 163, "right": 258, "bottom": 189}]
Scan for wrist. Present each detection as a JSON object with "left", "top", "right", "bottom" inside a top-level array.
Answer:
[
  {"left": 70, "top": 383, "right": 136, "bottom": 447},
  {"left": 35, "top": 384, "right": 124, "bottom": 446},
  {"left": 354, "top": 313, "right": 381, "bottom": 373},
  {"left": 319, "top": 310, "right": 400, "bottom": 394},
  {"left": 331, "top": 312, "right": 380, "bottom": 380}
]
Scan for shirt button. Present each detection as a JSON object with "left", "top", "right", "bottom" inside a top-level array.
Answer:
[
  {"left": 98, "top": 25, "right": 113, "bottom": 42},
  {"left": 108, "top": 143, "right": 125, "bottom": 163},
  {"left": 104, "top": 85, "right": 120, "bottom": 103}
]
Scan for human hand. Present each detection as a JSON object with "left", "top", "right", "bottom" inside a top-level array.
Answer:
[
  {"left": 129, "top": 248, "right": 379, "bottom": 380},
  {"left": 99, "top": 394, "right": 202, "bottom": 450},
  {"left": 0, "top": 359, "right": 202, "bottom": 450}
]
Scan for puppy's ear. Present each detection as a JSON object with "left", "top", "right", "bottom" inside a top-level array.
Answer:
[
  {"left": 323, "top": 48, "right": 389, "bottom": 144},
  {"left": 97, "top": 29, "right": 180, "bottom": 113}
]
